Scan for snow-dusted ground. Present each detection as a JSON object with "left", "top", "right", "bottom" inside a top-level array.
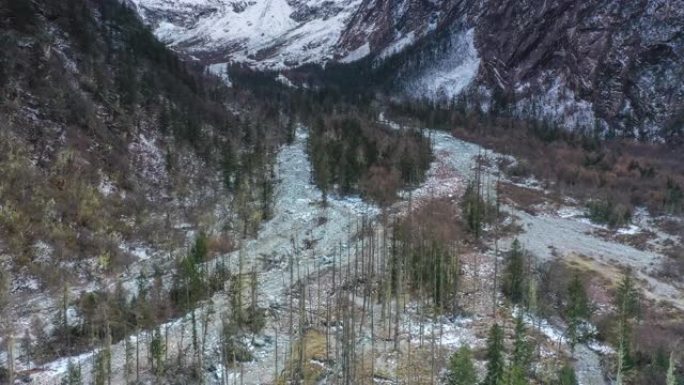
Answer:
[
  {"left": 415, "top": 127, "right": 611, "bottom": 385},
  {"left": 513, "top": 307, "right": 613, "bottom": 385},
  {"left": 377, "top": 114, "right": 670, "bottom": 384},
  {"left": 412, "top": 122, "right": 683, "bottom": 311},
  {"left": 378, "top": 31, "right": 416, "bottom": 60},
  {"left": 22, "top": 128, "right": 378, "bottom": 385},
  {"left": 508, "top": 208, "right": 683, "bottom": 309},
  {"left": 512, "top": 207, "right": 661, "bottom": 269},
  {"left": 387, "top": 118, "right": 680, "bottom": 385},
  {"left": 14, "top": 120, "right": 682, "bottom": 385},
  {"left": 206, "top": 62, "right": 232, "bottom": 86}
]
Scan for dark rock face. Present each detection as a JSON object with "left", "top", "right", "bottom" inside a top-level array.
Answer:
[
  {"left": 294, "top": 0, "right": 684, "bottom": 137},
  {"left": 351, "top": 0, "right": 684, "bottom": 137},
  {"left": 472, "top": 0, "right": 684, "bottom": 138},
  {"left": 337, "top": 0, "right": 468, "bottom": 55}
]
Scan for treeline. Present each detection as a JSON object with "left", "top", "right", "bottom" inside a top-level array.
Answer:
[
  {"left": 445, "top": 316, "right": 579, "bottom": 385},
  {"left": 307, "top": 112, "right": 432, "bottom": 204},
  {"left": 388, "top": 100, "right": 684, "bottom": 225},
  {"left": 221, "top": 123, "right": 277, "bottom": 237},
  {"left": 0, "top": 0, "right": 240, "bottom": 151},
  {"left": 494, "top": 238, "right": 683, "bottom": 385}
]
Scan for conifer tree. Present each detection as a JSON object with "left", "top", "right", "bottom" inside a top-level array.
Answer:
[
  {"left": 446, "top": 345, "right": 478, "bottom": 385},
  {"left": 511, "top": 314, "right": 530, "bottom": 369},
  {"left": 190, "top": 232, "right": 208, "bottom": 264},
  {"left": 462, "top": 181, "right": 484, "bottom": 239},
  {"left": 502, "top": 240, "right": 525, "bottom": 304},
  {"left": 93, "top": 349, "right": 108, "bottom": 385},
  {"left": 507, "top": 314, "right": 530, "bottom": 385},
  {"left": 506, "top": 365, "right": 527, "bottom": 385},
  {"left": 557, "top": 364, "right": 578, "bottom": 385},
  {"left": 566, "top": 274, "right": 591, "bottom": 354},
  {"left": 61, "top": 360, "right": 83, "bottom": 385},
  {"left": 666, "top": 350, "right": 678, "bottom": 385},
  {"left": 483, "top": 324, "right": 505, "bottom": 385},
  {"left": 286, "top": 118, "right": 296, "bottom": 144},
  {"left": 21, "top": 329, "right": 32, "bottom": 368},
  {"left": 150, "top": 327, "right": 165, "bottom": 378},
  {"left": 615, "top": 269, "right": 640, "bottom": 385},
  {"left": 124, "top": 336, "right": 133, "bottom": 385}
]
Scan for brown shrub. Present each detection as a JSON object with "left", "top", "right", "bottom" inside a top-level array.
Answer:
[
  {"left": 400, "top": 198, "right": 465, "bottom": 246},
  {"left": 208, "top": 233, "right": 235, "bottom": 256},
  {"left": 359, "top": 165, "right": 401, "bottom": 206}
]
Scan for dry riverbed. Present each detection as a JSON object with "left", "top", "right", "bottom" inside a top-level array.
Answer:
[{"left": 11, "top": 122, "right": 683, "bottom": 385}]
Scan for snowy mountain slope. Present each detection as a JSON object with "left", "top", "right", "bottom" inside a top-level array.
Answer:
[
  {"left": 129, "top": 0, "right": 366, "bottom": 69},
  {"left": 129, "top": 0, "right": 684, "bottom": 138},
  {"left": 383, "top": 0, "right": 684, "bottom": 137},
  {"left": 128, "top": 0, "right": 457, "bottom": 70}
]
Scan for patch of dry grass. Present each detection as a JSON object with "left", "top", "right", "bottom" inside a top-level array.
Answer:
[
  {"left": 498, "top": 182, "right": 548, "bottom": 212},
  {"left": 277, "top": 329, "right": 329, "bottom": 385}
]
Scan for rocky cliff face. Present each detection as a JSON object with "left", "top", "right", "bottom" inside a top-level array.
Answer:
[
  {"left": 473, "top": 0, "right": 684, "bottom": 138},
  {"left": 130, "top": 0, "right": 684, "bottom": 138}
]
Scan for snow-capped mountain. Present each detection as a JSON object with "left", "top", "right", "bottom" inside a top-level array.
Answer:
[
  {"left": 128, "top": 0, "right": 366, "bottom": 69},
  {"left": 130, "top": 0, "right": 684, "bottom": 138},
  {"left": 127, "top": 0, "right": 465, "bottom": 70},
  {"left": 128, "top": 0, "right": 481, "bottom": 98}
]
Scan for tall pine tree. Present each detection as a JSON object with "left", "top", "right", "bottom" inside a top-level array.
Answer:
[
  {"left": 503, "top": 240, "right": 526, "bottom": 304},
  {"left": 566, "top": 274, "right": 591, "bottom": 354},
  {"left": 615, "top": 269, "right": 640, "bottom": 385},
  {"left": 483, "top": 324, "right": 505, "bottom": 385},
  {"left": 507, "top": 314, "right": 530, "bottom": 385}
]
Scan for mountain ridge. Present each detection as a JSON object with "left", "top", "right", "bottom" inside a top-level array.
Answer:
[{"left": 130, "top": 0, "right": 684, "bottom": 138}]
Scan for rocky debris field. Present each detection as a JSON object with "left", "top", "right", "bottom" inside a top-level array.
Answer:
[{"left": 15, "top": 121, "right": 683, "bottom": 385}]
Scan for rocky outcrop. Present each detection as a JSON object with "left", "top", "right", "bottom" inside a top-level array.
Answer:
[{"left": 473, "top": 0, "right": 684, "bottom": 138}]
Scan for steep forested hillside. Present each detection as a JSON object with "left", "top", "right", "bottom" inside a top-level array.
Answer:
[
  {"left": 0, "top": 0, "right": 284, "bottom": 271},
  {"left": 0, "top": 0, "right": 284, "bottom": 372}
]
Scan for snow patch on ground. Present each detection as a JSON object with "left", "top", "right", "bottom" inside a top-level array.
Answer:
[
  {"left": 128, "top": 132, "right": 165, "bottom": 184},
  {"left": 97, "top": 171, "right": 117, "bottom": 197},
  {"left": 340, "top": 42, "right": 371, "bottom": 63},
  {"left": 276, "top": 73, "right": 296, "bottom": 88},
  {"left": 404, "top": 28, "right": 480, "bottom": 101},
  {"left": 617, "top": 224, "right": 641, "bottom": 235},
  {"left": 207, "top": 62, "right": 232, "bottom": 86},
  {"left": 558, "top": 206, "right": 585, "bottom": 219},
  {"left": 378, "top": 31, "right": 416, "bottom": 59},
  {"left": 121, "top": 244, "right": 155, "bottom": 261},
  {"left": 377, "top": 112, "right": 402, "bottom": 130},
  {"left": 406, "top": 313, "right": 477, "bottom": 348}
]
